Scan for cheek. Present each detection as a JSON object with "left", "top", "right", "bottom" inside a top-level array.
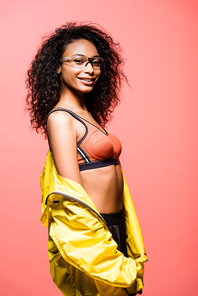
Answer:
[
  {"left": 94, "top": 70, "right": 101, "bottom": 79},
  {"left": 96, "top": 71, "right": 101, "bottom": 81},
  {"left": 61, "top": 69, "right": 78, "bottom": 84}
]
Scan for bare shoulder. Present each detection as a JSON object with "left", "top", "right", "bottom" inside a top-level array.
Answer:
[{"left": 47, "top": 110, "right": 73, "bottom": 130}]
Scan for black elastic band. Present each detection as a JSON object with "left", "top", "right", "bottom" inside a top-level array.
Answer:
[
  {"left": 100, "top": 208, "right": 125, "bottom": 225},
  {"left": 79, "top": 157, "right": 119, "bottom": 171}
]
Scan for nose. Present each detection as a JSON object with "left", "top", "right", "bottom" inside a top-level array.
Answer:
[{"left": 84, "top": 61, "right": 94, "bottom": 74}]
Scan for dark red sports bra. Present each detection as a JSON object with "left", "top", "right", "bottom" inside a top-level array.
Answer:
[{"left": 47, "top": 108, "right": 122, "bottom": 171}]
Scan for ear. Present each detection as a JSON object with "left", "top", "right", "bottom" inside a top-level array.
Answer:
[{"left": 57, "top": 65, "right": 61, "bottom": 74}]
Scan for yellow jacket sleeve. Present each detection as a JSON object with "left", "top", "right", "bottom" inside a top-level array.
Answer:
[{"left": 47, "top": 192, "right": 140, "bottom": 287}]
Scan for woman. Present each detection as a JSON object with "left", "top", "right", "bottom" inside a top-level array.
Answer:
[{"left": 26, "top": 22, "right": 148, "bottom": 296}]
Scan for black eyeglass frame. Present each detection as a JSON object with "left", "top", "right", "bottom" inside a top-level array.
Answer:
[{"left": 59, "top": 56, "right": 104, "bottom": 70}]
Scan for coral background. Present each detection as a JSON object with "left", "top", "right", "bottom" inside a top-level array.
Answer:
[{"left": 0, "top": 0, "right": 197, "bottom": 295}]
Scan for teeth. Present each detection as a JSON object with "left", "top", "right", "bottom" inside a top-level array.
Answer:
[{"left": 79, "top": 78, "right": 93, "bottom": 82}]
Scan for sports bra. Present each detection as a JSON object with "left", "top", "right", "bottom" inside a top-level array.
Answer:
[{"left": 47, "top": 108, "right": 122, "bottom": 171}]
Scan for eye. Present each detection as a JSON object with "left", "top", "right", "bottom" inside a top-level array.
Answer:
[
  {"left": 92, "top": 58, "right": 102, "bottom": 67},
  {"left": 92, "top": 60, "right": 100, "bottom": 66},
  {"left": 73, "top": 58, "right": 85, "bottom": 65}
]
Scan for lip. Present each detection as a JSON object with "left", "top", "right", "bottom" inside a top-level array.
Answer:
[{"left": 77, "top": 77, "right": 96, "bottom": 86}]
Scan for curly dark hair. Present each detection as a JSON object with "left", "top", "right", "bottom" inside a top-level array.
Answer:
[{"left": 26, "top": 22, "right": 127, "bottom": 134}]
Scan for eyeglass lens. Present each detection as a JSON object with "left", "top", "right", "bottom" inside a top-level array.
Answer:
[{"left": 62, "top": 55, "right": 103, "bottom": 69}]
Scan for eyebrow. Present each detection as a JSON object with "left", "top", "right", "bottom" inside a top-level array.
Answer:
[{"left": 72, "top": 54, "right": 100, "bottom": 57}]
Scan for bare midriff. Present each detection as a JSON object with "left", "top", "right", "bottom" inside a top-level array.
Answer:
[{"left": 80, "top": 164, "right": 124, "bottom": 213}]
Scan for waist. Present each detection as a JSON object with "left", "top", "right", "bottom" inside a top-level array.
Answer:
[
  {"left": 100, "top": 207, "right": 125, "bottom": 225},
  {"left": 78, "top": 157, "right": 119, "bottom": 171},
  {"left": 80, "top": 162, "right": 124, "bottom": 213}
]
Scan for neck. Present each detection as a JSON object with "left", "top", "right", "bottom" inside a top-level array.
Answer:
[{"left": 57, "top": 87, "right": 88, "bottom": 112}]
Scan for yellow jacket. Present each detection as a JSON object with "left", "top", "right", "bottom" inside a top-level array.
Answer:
[{"left": 40, "top": 150, "right": 148, "bottom": 296}]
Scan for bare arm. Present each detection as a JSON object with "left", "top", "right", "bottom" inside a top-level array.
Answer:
[{"left": 47, "top": 111, "right": 83, "bottom": 185}]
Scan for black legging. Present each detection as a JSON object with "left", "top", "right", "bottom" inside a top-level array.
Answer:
[
  {"left": 100, "top": 207, "right": 127, "bottom": 257},
  {"left": 100, "top": 208, "right": 143, "bottom": 296}
]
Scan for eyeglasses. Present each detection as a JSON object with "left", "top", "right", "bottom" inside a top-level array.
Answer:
[{"left": 59, "top": 55, "right": 103, "bottom": 70}]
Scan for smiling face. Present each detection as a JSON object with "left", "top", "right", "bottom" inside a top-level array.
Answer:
[{"left": 57, "top": 39, "right": 101, "bottom": 95}]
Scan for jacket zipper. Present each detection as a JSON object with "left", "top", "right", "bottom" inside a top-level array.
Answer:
[{"left": 45, "top": 191, "right": 107, "bottom": 225}]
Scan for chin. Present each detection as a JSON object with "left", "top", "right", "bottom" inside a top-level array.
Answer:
[
  {"left": 74, "top": 88, "right": 93, "bottom": 96},
  {"left": 78, "top": 86, "right": 94, "bottom": 94},
  {"left": 82, "top": 88, "right": 94, "bottom": 93}
]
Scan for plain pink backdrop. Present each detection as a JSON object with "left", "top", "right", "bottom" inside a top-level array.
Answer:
[{"left": 0, "top": 0, "right": 198, "bottom": 295}]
